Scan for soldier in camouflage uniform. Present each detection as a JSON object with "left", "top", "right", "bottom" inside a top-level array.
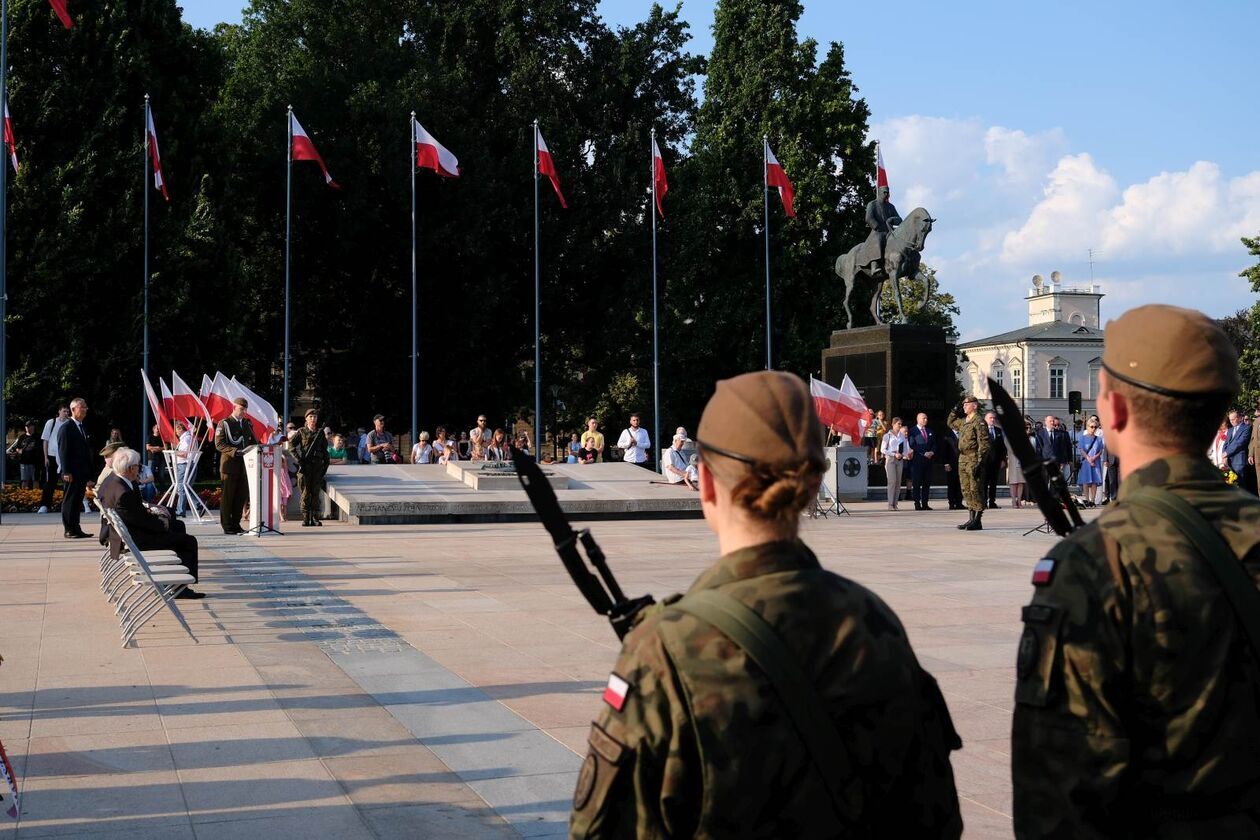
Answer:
[
  {"left": 569, "top": 371, "right": 962, "bottom": 839},
  {"left": 287, "top": 409, "right": 329, "bottom": 527},
  {"left": 947, "top": 395, "right": 989, "bottom": 530},
  {"left": 1012, "top": 305, "right": 1260, "bottom": 838}
]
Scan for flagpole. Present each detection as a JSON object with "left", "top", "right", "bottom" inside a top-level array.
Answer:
[
  {"left": 142, "top": 95, "right": 151, "bottom": 445},
  {"left": 410, "top": 111, "right": 417, "bottom": 446},
  {"left": 763, "top": 135, "right": 771, "bottom": 370},
  {"left": 533, "top": 118, "right": 541, "bottom": 458},
  {"left": 650, "top": 128, "right": 660, "bottom": 474},
  {"left": 283, "top": 105, "right": 293, "bottom": 427},
  {"left": 0, "top": 0, "right": 8, "bottom": 516}
]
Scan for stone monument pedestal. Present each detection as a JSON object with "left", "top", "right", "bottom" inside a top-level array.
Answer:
[{"left": 821, "top": 325, "right": 958, "bottom": 485}]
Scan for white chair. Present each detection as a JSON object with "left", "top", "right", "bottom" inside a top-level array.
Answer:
[{"left": 98, "top": 506, "right": 199, "bottom": 648}]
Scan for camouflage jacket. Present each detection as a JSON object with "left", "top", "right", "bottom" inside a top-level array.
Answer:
[
  {"left": 1012, "top": 455, "right": 1260, "bottom": 839},
  {"left": 569, "top": 539, "right": 963, "bottom": 839},
  {"left": 287, "top": 428, "right": 329, "bottom": 476},
  {"left": 947, "top": 409, "right": 989, "bottom": 464}
]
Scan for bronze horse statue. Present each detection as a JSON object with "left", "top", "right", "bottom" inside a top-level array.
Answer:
[{"left": 836, "top": 207, "right": 935, "bottom": 327}]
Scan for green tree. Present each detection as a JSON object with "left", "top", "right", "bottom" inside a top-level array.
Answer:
[
  {"left": 1235, "top": 233, "right": 1260, "bottom": 409},
  {"left": 877, "top": 265, "right": 961, "bottom": 340}
]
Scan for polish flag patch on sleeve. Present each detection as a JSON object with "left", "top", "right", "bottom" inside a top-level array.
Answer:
[
  {"left": 1031, "top": 557, "right": 1057, "bottom": 586},
  {"left": 602, "top": 673, "right": 630, "bottom": 712}
]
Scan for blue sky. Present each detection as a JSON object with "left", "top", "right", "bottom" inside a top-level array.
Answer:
[{"left": 184, "top": 1, "right": 1259, "bottom": 339}]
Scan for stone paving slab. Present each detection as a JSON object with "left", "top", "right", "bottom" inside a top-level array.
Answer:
[{"left": 0, "top": 500, "right": 1084, "bottom": 837}]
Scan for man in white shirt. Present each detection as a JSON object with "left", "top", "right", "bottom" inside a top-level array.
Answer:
[
  {"left": 664, "top": 434, "right": 689, "bottom": 484},
  {"left": 38, "top": 405, "right": 70, "bottom": 513},
  {"left": 617, "top": 413, "right": 651, "bottom": 468}
]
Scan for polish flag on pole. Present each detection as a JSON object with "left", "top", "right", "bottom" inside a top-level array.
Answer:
[
  {"left": 766, "top": 143, "right": 795, "bottom": 218},
  {"left": 48, "top": 0, "right": 72, "bottom": 29},
  {"left": 147, "top": 104, "right": 170, "bottom": 201},
  {"left": 810, "top": 375, "right": 871, "bottom": 443},
  {"left": 536, "top": 129, "right": 567, "bottom": 208},
  {"left": 231, "top": 376, "right": 280, "bottom": 441},
  {"left": 160, "top": 378, "right": 178, "bottom": 422},
  {"left": 3, "top": 102, "right": 18, "bottom": 173},
  {"left": 414, "top": 120, "right": 460, "bottom": 178},
  {"left": 141, "top": 369, "right": 176, "bottom": 444},
  {"left": 171, "top": 371, "right": 211, "bottom": 428},
  {"left": 290, "top": 111, "right": 339, "bottom": 189},
  {"left": 652, "top": 136, "right": 668, "bottom": 217},
  {"left": 876, "top": 142, "right": 889, "bottom": 189},
  {"left": 206, "top": 372, "right": 236, "bottom": 424}
]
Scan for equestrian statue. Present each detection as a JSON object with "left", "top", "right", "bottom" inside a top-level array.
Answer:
[{"left": 835, "top": 185, "right": 935, "bottom": 328}]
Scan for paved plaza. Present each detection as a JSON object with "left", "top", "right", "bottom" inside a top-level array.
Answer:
[{"left": 0, "top": 502, "right": 1088, "bottom": 838}]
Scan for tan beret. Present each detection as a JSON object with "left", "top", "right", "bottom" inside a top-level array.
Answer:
[
  {"left": 305, "top": 409, "right": 319, "bottom": 418},
  {"left": 696, "top": 371, "right": 822, "bottom": 471},
  {"left": 1102, "top": 304, "right": 1238, "bottom": 398}
]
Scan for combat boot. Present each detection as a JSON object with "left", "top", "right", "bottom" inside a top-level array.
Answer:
[
  {"left": 965, "top": 511, "right": 984, "bottom": 531},
  {"left": 957, "top": 511, "right": 975, "bottom": 530},
  {"left": 302, "top": 513, "right": 313, "bottom": 527}
]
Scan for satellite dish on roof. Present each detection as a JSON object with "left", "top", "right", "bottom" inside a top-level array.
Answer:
[
  {"left": 1032, "top": 274, "right": 1043, "bottom": 288},
  {"left": 1051, "top": 270, "right": 1062, "bottom": 284}
]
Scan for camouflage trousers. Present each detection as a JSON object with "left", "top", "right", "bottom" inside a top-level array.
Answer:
[
  {"left": 297, "top": 472, "right": 325, "bottom": 518},
  {"left": 958, "top": 456, "right": 984, "bottom": 512}
]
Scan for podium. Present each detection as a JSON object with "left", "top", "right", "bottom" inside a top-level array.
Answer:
[
  {"left": 824, "top": 445, "right": 868, "bottom": 501},
  {"left": 243, "top": 444, "right": 283, "bottom": 536}
]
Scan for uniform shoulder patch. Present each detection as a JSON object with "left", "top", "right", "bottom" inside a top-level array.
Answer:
[
  {"left": 602, "top": 672, "right": 630, "bottom": 712},
  {"left": 1031, "top": 557, "right": 1056, "bottom": 586}
]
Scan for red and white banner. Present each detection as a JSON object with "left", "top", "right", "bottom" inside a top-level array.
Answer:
[
  {"left": 652, "top": 136, "right": 667, "bottom": 217},
  {"left": 170, "top": 370, "right": 211, "bottom": 429},
  {"left": 536, "top": 129, "right": 567, "bottom": 208},
  {"left": 766, "top": 143, "right": 795, "bottom": 218},
  {"left": 290, "top": 112, "right": 339, "bottom": 188},
  {"left": 141, "top": 369, "right": 176, "bottom": 444},
  {"left": 876, "top": 142, "right": 889, "bottom": 189},
  {"left": 810, "top": 375, "right": 871, "bottom": 443},
  {"left": 205, "top": 372, "right": 236, "bottom": 424},
  {"left": 147, "top": 105, "right": 170, "bottom": 201},
  {"left": 230, "top": 376, "right": 280, "bottom": 442},
  {"left": 414, "top": 121, "right": 459, "bottom": 178},
  {"left": 48, "top": 0, "right": 72, "bottom": 29},
  {"left": 3, "top": 103, "right": 17, "bottom": 174}
]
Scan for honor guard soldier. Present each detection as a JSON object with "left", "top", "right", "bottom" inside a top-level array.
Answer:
[
  {"left": 215, "top": 397, "right": 257, "bottom": 534},
  {"left": 1012, "top": 305, "right": 1260, "bottom": 838},
  {"left": 569, "top": 371, "right": 962, "bottom": 839},
  {"left": 288, "top": 409, "right": 329, "bottom": 526},
  {"left": 947, "top": 395, "right": 990, "bottom": 530}
]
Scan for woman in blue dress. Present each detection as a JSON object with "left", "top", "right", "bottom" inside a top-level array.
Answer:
[{"left": 1076, "top": 417, "right": 1104, "bottom": 507}]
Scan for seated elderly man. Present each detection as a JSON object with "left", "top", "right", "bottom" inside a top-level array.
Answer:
[
  {"left": 98, "top": 447, "right": 205, "bottom": 600},
  {"left": 663, "top": 433, "right": 690, "bottom": 485}
]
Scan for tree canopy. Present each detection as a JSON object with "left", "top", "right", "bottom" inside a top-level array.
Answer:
[{"left": 1, "top": 0, "right": 884, "bottom": 442}]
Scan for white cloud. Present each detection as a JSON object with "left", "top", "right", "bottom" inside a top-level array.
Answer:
[{"left": 1000, "top": 154, "right": 1118, "bottom": 263}]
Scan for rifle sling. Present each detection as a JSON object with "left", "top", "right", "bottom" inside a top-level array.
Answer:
[
  {"left": 1124, "top": 487, "right": 1260, "bottom": 662},
  {"left": 671, "top": 588, "right": 860, "bottom": 825}
]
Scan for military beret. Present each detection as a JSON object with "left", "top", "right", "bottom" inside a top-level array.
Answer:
[
  {"left": 99, "top": 441, "right": 125, "bottom": 456},
  {"left": 696, "top": 371, "right": 822, "bottom": 472},
  {"left": 1102, "top": 304, "right": 1239, "bottom": 398},
  {"left": 962, "top": 395, "right": 979, "bottom": 404},
  {"left": 305, "top": 409, "right": 319, "bottom": 419}
]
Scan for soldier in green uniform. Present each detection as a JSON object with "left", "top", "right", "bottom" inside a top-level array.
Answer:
[
  {"left": 288, "top": 409, "right": 329, "bottom": 527},
  {"left": 947, "top": 395, "right": 989, "bottom": 530},
  {"left": 1012, "top": 305, "right": 1260, "bottom": 838},
  {"left": 215, "top": 397, "right": 258, "bottom": 534},
  {"left": 569, "top": 371, "right": 962, "bottom": 839}
]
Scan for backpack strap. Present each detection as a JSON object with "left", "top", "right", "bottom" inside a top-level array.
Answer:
[
  {"left": 1124, "top": 487, "right": 1260, "bottom": 661},
  {"left": 671, "top": 588, "right": 861, "bottom": 825}
]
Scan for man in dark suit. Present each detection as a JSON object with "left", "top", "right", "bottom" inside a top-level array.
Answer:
[
  {"left": 1036, "top": 415, "right": 1072, "bottom": 482},
  {"left": 982, "top": 411, "right": 1006, "bottom": 508},
  {"left": 55, "top": 397, "right": 94, "bottom": 538},
  {"left": 905, "top": 412, "right": 937, "bottom": 511},
  {"left": 98, "top": 447, "right": 203, "bottom": 599},
  {"left": 940, "top": 428, "right": 963, "bottom": 510},
  {"left": 1224, "top": 409, "right": 1254, "bottom": 495}
]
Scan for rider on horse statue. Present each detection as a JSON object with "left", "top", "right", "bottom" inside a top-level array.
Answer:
[{"left": 859, "top": 186, "right": 902, "bottom": 269}]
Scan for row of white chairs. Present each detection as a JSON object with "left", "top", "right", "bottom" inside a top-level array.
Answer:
[{"left": 96, "top": 504, "right": 199, "bottom": 648}]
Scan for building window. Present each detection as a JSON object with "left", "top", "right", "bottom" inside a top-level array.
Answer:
[
  {"left": 992, "top": 363, "right": 1004, "bottom": 389},
  {"left": 1088, "top": 358, "right": 1101, "bottom": 399},
  {"left": 1049, "top": 365, "right": 1066, "bottom": 400},
  {"left": 1011, "top": 367, "right": 1023, "bottom": 399}
]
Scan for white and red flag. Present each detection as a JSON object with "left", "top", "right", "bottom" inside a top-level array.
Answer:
[
  {"left": 48, "top": 0, "right": 72, "bottom": 29},
  {"left": 171, "top": 371, "right": 211, "bottom": 429},
  {"left": 147, "top": 104, "right": 169, "bottom": 201},
  {"left": 414, "top": 120, "right": 459, "bottom": 178},
  {"left": 230, "top": 376, "right": 280, "bottom": 441},
  {"left": 3, "top": 102, "right": 17, "bottom": 174},
  {"left": 536, "top": 129, "right": 567, "bottom": 209},
  {"left": 290, "top": 111, "right": 339, "bottom": 189},
  {"left": 876, "top": 142, "right": 889, "bottom": 189},
  {"left": 652, "top": 136, "right": 668, "bottom": 217},
  {"left": 206, "top": 372, "right": 237, "bottom": 424},
  {"left": 810, "top": 375, "right": 871, "bottom": 443},
  {"left": 766, "top": 143, "right": 795, "bottom": 218},
  {"left": 141, "top": 369, "right": 176, "bottom": 444}
]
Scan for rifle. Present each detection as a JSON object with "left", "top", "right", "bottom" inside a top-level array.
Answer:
[
  {"left": 987, "top": 377, "right": 1084, "bottom": 537},
  {"left": 510, "top": 445, "right": 655, "bottom": 639}
]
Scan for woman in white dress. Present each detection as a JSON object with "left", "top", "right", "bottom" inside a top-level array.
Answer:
[{"left": 1006, "top": 418, "right": 1031, "bottom": 508}]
